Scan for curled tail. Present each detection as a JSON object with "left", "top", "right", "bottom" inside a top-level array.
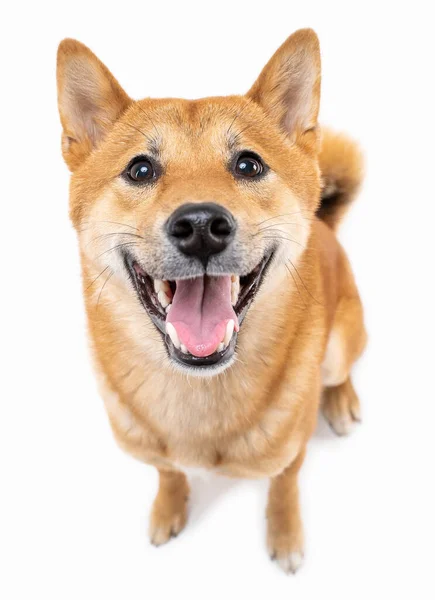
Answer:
[{"left": 317, "top": 129, "right": 364, "bottom": 231}]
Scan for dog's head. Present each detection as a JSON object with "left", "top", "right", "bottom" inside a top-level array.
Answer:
[{"left": 57, "top": 29, "right": 321, "bottom": 375}]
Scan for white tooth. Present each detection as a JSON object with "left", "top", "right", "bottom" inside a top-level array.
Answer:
[
  {"left": 165, "top": 304, "right": 172, "bottom": 313},
  {"left": 154, "top": 280, "right": 173, "bottom": 302},
  {"left": 154, "top": 279, "right": 168, "bottom": 291},
  {"left": 180, "top": 344, "right": 188, "bottom": 354},
  {"left": 223, "top": 319, "right": 235, "bottom": 347},
  {"left": 217, "top": 342, "right": 224, "bottom": 352},
  {"left": 158, "top": 290, "right": 171, "bottom": 308},
  {"left": 166, "top": 323, "right": 180, "bottom": 349},
  {"left": 231, "top": 276, "right": 240, "bottom": 306}
]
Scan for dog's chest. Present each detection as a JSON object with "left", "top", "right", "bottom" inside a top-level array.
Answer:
[
  {"left": 104, "top": 386, "right": 300, "bottom": 479},
  {"left": 165, "top": 428, "right": 301, "bottom": 479},
  {"left": 173, "top": 464, "right": 216, "bottom": 480},
  {"left": 100, "top": 360, "right": 302, "bottom": 479}
]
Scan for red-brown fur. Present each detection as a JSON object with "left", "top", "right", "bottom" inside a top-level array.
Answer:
[{"left": 57, "top": 29, "right": 366, "bottom": 573}]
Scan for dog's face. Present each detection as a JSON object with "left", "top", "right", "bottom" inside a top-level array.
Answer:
[{"left": 57, "top": 30, "right": 321, "bottom": 375}]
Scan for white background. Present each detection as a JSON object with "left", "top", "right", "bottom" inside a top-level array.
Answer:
[{"left": 1, "top": 1, "right": 435, "bottom": 598}]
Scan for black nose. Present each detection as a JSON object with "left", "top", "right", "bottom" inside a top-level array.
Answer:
[{"left": 166, "top": 202, "right": 236, "bottom": 264}]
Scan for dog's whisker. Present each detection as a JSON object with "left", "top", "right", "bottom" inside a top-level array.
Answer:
[
  {"left": 96, "top": 269, "right": 114, "bottom": 308},
  {"left": 136, "top": 104, "right": 163, "bottom": 142},
  {"left": 123, "top": 120, "right": 157, "bottom": 146},
  {"left": 255, "top": 210, "right": 314, "bottom": 227},
  {"left": 81, "top": 219, "right": 140, "bottom": 232},
  {"left": 87, "top": 231, "right": 145, "bottom": 248},
  {"left": 284, "top": 262, "right": 307, "bottom": 308},
  {"left": 285, "top": 259, "right": 322, "bottom": 305},
  {"left": 96, "top": 241, "right": 139, "bottom": 259},
  {"left": 261, "top": 235, "right": 304, "bottom": 247},
  {"left": 231, "top": 112, "right": 270, "bottom": 145},
  {"left": 226, "top": 98, "right": 253, "bottom": 138},
  {"left": 256, "top": 222, "right": 313, "bottom": 234},
  {"left": 85, "top": 265, "right": 111, "bottom": 292},
  {"left": 257, "top": 222, "right": 305, "bottom": 230}
]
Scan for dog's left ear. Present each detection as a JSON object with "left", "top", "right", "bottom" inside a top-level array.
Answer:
[
  {"left": 247, "top": 29, "right": 321, "bottom": 144},
  {"left": 56, "top": 39, "right": 132, "bottom": 171}
]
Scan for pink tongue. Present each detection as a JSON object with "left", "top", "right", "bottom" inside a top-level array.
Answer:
[{"left": 166, "top": 276, "right": 238, "bottom": 357}]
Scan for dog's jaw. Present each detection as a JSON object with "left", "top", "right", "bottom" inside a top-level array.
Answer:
[{"left": 123, "top": 248, "right": 275, "bottom": 375}]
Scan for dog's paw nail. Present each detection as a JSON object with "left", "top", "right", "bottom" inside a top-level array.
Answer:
[
  {"left": 276, "top": 551, "right": 304, "bottom": 574},
  {"left": 149, "top": 511, "right": 186, "bottom": 546},
  {"left": 330, "top": 416, "right": 356, "bottom": 436}
]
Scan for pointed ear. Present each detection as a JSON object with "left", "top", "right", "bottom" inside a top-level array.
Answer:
[
  {"left": 56, "top": 39, "right": 131, "bottom": 171},
  {"left": 247, "top": 29, "right": 321, "bottom": 143}
]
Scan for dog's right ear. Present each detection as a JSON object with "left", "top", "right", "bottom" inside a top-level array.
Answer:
[{"left": 56, "top": 39, "right": 131, "bottom": 171}]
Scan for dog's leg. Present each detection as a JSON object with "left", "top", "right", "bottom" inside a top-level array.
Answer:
[
  {"left": 321, "top": 297, "right": 366, "bottom": 435},
  {"left": 149, "top": 469, "right": 189, "bottom": 546},
  {"left": 321, "top": 267, "right": 367, "bottom": 435},
  {"left": 322, "top": 376, "right": 361, "bottom": 436},
  {"left": 267, "top": 449, "right": 306, "bottom": 574}
]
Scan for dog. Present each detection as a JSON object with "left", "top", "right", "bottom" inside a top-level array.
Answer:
[{"left": 56, "top": 28, "right": 366, "bottom": 574}]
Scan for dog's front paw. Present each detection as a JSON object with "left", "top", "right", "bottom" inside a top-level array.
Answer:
[
  {"left": 149, "top": 471, "right": 189, "bottom": 546},
  {"left": 267, "top": 517, "right": 304, "bottom": 574},
  {"left": 149, "top": 505, "right": 187, "bottom": 546},
  {"left": 322, "top": 376, "right": 361, "bottom": 436}
]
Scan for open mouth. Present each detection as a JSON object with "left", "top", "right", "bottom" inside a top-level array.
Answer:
[{"left": 124, "top": 251, "right": 273, "bottom": 371}]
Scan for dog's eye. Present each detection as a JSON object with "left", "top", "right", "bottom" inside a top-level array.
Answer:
[
  {"left": 234, "top": 153, "right": 264, "bottom": 178},
  {"left": 127, "top": 158, "right": 155, "bottom": 182}
]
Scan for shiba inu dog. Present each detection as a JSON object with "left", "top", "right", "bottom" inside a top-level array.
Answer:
[{"left": 56, "top": 29, "right": 366, "bottom": 573}]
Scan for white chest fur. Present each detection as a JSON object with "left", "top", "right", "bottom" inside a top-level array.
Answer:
[{"left": 174, "top": 464, "right": 216, "bottom": 480}]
